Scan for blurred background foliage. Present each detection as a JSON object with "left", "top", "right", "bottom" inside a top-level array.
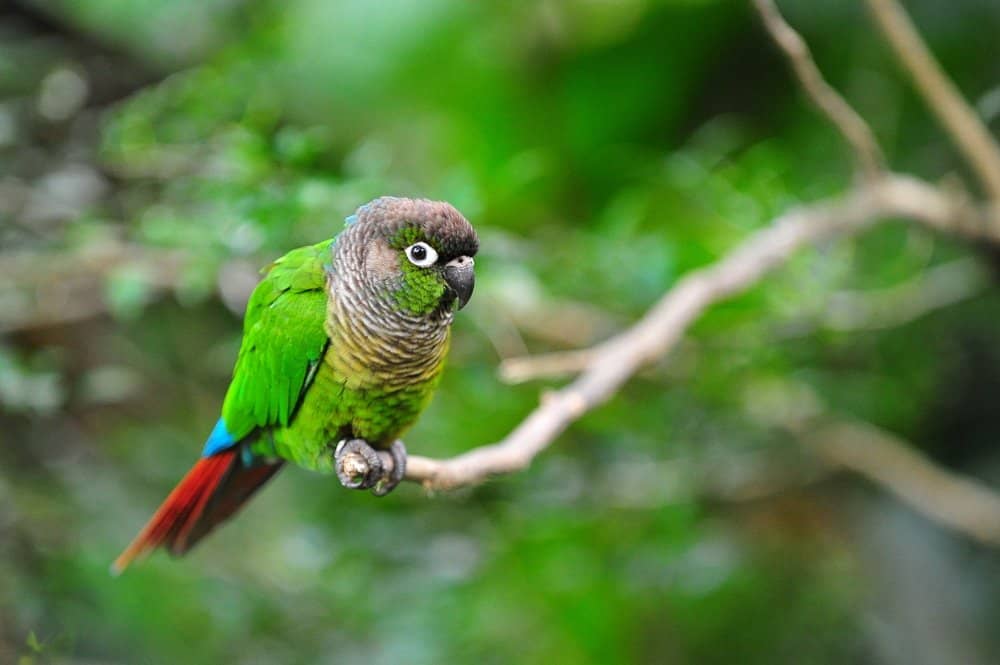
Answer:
[{"left": 2, "top": 0, "right": 1000, "bottom": 663}]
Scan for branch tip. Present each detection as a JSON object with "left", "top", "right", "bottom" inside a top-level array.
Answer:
[
  {"left": 753, "top": 0, "right": 885, "bottom": 180},
  {"left": 866, "top": 0, "right": 1000, "bottom": 202}
]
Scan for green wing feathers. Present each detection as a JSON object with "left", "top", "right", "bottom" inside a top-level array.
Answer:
[{"left": 220, "top": 240, "right": 332, "bottom": 442}]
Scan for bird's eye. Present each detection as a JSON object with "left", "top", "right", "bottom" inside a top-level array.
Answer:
[{"left": 405, "top": 242, "right": 438, "bottom": 267}]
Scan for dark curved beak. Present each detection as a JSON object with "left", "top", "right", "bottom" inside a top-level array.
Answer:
[{"left": 444, "top": 256, "right": 475, "bottom": 310}]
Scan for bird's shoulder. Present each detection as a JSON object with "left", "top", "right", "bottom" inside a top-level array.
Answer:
[{"left": 247, "top": 238, "right": 332, "bottom": 312}]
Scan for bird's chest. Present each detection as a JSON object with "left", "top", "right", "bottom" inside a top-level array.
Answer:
[
  {"left": 263, "top": 344, "right": 442, "bottom": 472},
  {"left": 321, "top": 336, "right": 445, "bottom": 448},
  {"left": 333, "top": 378, "right": 439, "bottom": 445}
]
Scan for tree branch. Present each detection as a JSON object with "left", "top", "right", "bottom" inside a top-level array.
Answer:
[
  {"left": 356, "top": 2, "right": 1000, "bottom": 557},
  {"left": 395, "top": 174, "right": 988, "bottom": 491},
  {"left": 821, "top": 256, "right": 986, "bottom": 332},
  {"left": 866, "top": 0, "right": 1000, "bottom": 203},
  {"left": 499, "top": 348, "right": 597, "bottom": 385},
  {"left": 753, "top": 0, "right": 885, "bottom": 179},
  {"left": 324, "top": 2, "right": 1000, "bottom": 512},
  {"left": 801, "top": 417, "right": 1000, "bottom": 546}
]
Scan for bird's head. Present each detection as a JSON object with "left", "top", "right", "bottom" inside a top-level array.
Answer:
[{"left": 336, "top": 197, "right": 479, "bottom": 318}]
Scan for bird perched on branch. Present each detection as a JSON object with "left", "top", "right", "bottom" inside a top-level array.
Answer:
[{"left": 113, "top": 197, "right": 478, "bottom": 573}]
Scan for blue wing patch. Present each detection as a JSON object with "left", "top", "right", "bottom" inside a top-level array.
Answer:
[{"left": 202, "top": 418, "right": 236, "bottom": 457}]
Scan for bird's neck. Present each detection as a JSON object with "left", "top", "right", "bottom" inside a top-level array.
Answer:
[{"left": 325, "top": 270, "right": 452, "bottom": 391}]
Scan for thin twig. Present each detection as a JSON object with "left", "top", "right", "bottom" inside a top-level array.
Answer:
[
  {"left": 753, "top": 0, "right": 885, "bottom": 179},
  {"left": 803, "top": 417, "right": 1000, "bottom": 546},
  {"left": 866, "top": 0, "right": 1000, "bottom": 202},
  {"left": 499, "top": 348, "right": 598, "bottom": 384},
  {"left": 400, "top": 174, "right": 986, "bottom": 490},
  {"left": 822, "top": 256, "right": 985, "bottom": 332}
]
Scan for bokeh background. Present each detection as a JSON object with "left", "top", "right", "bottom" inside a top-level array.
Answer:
[{"left": 3, "top": 0, "right": 1000, "bottom": 663}]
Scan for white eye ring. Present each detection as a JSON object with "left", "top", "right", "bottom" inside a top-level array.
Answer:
[{"left": 405, "top": 242, "right": 438, "bottom": 267}]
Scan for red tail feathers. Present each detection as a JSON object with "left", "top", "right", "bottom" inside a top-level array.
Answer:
[{"left": 112, "top": 451, "right": 282, "bottom": 574}]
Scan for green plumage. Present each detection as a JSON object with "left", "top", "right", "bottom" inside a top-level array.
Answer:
[
  {"left": 216, "top": 237, "right": 441, "bottom": 472},
  {"left": 221, "top": 241, "right": 331, "bottom": 442},
  {"left": 218, "top": 197, "right": 478, "bottom": 472}
]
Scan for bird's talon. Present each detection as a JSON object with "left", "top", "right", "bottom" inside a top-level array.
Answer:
[
  {"left": 334, "top": 439, "right": 383, "bottom": 489},
  {"left": 333, "top": 438, "right": 406, "bottom": 494},
  {"left": 371, "top": 440, "right": 407, "bottom": 497}
]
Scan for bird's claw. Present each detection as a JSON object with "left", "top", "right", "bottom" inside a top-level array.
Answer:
[
  {"left": 334, "top": 439, "right": 383, "bottom": 489},
  {"left": 371, "top": 439, "right": 406, "bottom": 497},
  {"left": 333, "top": 438, "right": 407, "bottom": 496}
]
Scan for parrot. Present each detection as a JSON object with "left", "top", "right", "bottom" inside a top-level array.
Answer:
[{"left": 112, "top": 196, "right": 478, "bottom": 573}]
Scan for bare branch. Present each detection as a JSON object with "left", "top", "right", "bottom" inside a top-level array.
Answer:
[
  {"left": 746, "top": 380, "right": 1000, "bottom": 546},
  {"left": 381, "top": 7, "right": 1000, "bottom": 493},
  {"left": 498, "top": 348, "right": 597, "bottom": 384},
  {"left": 866, "top": 0, "right": 1000, "bottom": 203},
  {"left": 803, "top": 417, "right": 1000, "bottom": 546},
  {"left": 822, "top": 256, "right": 986, "bottom": 332},
  {"left": 753, "top": 0, "right": 885, "bottom": 179},
  {"left": 394, "top": 174, "right": 989, "bottom": 491},
  {"left": 321, "top": 3, "right": 1000, "bottom": 551}
]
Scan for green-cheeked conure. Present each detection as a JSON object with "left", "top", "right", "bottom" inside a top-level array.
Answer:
[{"left": 113, "top": 197, "right": 478, "bottom": 573}]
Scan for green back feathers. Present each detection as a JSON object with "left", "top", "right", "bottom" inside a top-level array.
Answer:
[{"left": 220, "top": 240, "right": 332, "bottom": 441}]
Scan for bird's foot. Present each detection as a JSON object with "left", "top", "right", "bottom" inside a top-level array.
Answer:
[
  {"left": 334, "top": 439, "right": 383, "bottom": 489},
  {"left": 333, "top": 438, "right": 407, "bottom": 496},
  {"left": 372, "top": 439, "right": 406, "bottom": 497}
]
